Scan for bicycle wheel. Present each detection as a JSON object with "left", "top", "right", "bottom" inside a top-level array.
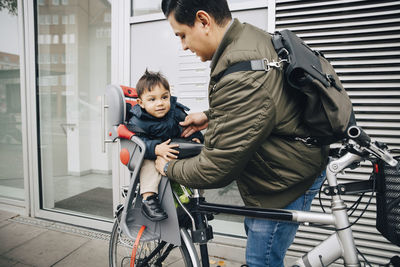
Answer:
[{"left": 109, "top": 210, "right": 194, "bottom": 267}]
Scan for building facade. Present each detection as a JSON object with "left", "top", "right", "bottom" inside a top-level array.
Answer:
[{"left": 0, "top": 0, "right": 399, "bottom": 265}]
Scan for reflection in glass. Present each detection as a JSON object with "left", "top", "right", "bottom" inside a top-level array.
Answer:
[
  {"left": 36, "top": 0, "right": 113, "bottom": 219},
  {"left": 132, "top": 0, "right": 161, "bottom": 16},
  {"left": 131, "top": 0, "right": 263, "bottom": 17},
  {"left": 0, "top": 5, "right": 24, "bottom": 201},
  {"left": 203, "top": 182, "right": 244, "bottom": 223}
]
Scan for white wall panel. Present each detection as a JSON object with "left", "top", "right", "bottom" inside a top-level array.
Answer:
[{"left": 130, "top": 8, "right": 268, "bottom": 114}]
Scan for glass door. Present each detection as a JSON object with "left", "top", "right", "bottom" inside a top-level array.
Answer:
[
  {"left": 36, "top": 0, "right": 113, "bottom": 219},
  {"left": 0, "top": 2, "right": 24, "bottom": 201}
]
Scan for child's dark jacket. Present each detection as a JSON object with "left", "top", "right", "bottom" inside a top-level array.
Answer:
[{"left": 128, "top": 96, "right": 204, "bottom": 159}]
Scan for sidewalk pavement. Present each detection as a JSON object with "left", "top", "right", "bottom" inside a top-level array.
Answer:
[{"left": 0, "top": 209, "right": 245, "bottom": 267}]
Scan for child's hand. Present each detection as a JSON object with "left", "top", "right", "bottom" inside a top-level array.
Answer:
[
  {"left": 155, "top": 139, "right": 179, "bottom": 161},
  {"left": 192, "top": 138, "right": 201, "bottom": 143}
]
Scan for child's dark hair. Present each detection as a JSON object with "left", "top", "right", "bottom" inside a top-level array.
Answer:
[{"left": 136, "top": 69, "right": 170, "bottom": 98}]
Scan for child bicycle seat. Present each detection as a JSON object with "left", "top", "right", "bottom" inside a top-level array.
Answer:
[
  {"left": 105, "top": 84, "right": 203, "bottom": 246},
  {"left": 171, "top": 138, "right": 203, "bottom": 159}
]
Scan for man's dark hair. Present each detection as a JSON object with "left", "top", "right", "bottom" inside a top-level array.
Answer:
[
  {"left": 161, "top": 0, "right": 232, "bottom": 27},
  {"left": 136, "top": 69, "right": 170, "bottom": 98}
]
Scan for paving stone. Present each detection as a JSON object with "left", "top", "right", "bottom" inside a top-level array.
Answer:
[
  {"left": 12, "top": 262, "right": 34, "bottom": 267},
  {"left": 0, "top": 223, "right": 47, "bottom": 254},
  {"left": 53, "top": 239, "right": 109, "bottom": 267},
  {"left": 4, "top": 230, "right": 88, "bottom": 267},
  {"left": 0, "top": 255, "right": 18, "bottom": 267},
  {"left": 0, "top": 220, "right": 10, "bottom": 229},
  {"left": 0, "top": 211, "right": 17, "bottom": 229},
  {"left": 0, "top": 211, "right": 17, "bottom": 221},
  {"left": 208, "top": 257, "right": 244, "bottom": 267},
  {"left": 0, "top": 256, "right": 33, "bottom": 267}
]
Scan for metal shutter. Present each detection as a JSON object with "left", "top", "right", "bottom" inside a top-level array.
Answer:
[{"left": 275, "top": 0, "right": 400, "bottom": 265}]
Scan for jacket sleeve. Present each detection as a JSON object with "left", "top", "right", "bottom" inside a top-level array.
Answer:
[
  {"left": 139, "top": 135, "right": 161, "bottom": 160},
  {"left": 176, "top": 104, "right": 204, "bottom": 143},
  {"left": 167, "top": 69, "right": 280, "bottom": 189}
]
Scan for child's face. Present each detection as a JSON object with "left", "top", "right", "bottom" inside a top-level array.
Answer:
[{"left": 137, "top": 84, "right": 171, "bottom": 118}]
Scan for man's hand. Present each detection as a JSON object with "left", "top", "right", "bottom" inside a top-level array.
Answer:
[
  {"left": 180, "top": 112, "right": 209, "bottom": 138},
  {"left": 155, "top": 156, "right": 168, "bottom": 176},
  {"left": 155, "top": 139, "right": 179, "bottom": 161},
  {"left": 192, "top": 138, "right": 201, "bottom": 143}
]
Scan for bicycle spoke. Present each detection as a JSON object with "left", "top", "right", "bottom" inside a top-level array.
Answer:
[{"left": 109, "top": 213, "right": 194, "bottom": 267}]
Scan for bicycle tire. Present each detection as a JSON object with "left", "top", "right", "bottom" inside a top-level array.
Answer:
[{"left": 109, "top": 209, "right": 194, "bottom": 267}]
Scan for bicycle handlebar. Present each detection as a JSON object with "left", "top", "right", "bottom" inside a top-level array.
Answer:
[
  {"left": 346, "top": 125, "right": 398, "bottom": 167},
  {"left": 347, "top": 125, "right": 371, "bottom": 146}
]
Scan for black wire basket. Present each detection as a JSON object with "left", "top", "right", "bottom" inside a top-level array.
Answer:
[{"left": 375, "top": 156, "right": 400, "bottom": 247}]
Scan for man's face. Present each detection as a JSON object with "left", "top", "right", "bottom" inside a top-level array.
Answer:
[
  {"left": 137, "top": 84, "right": 171, "bottom": 118},
  {"left": 168, "top": 13, "right": 215, "bottom": 62}
]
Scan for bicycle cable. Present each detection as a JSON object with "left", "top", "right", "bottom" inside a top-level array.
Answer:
[
  {"left": 314, "top": 172, "right": 376, "bottom": 266},
  {"left": 318, "top": 178, "right": 326, "bottom": 213},
  {"left": 357, "top": 248, "right": 373, "bottom": 267},
  {"left": 336, "top": 174, "right": 376, "bottom": 232},
  {"left": 348, "top": 193, "right": 365, "bottom": 217},
  {"left": 315, "top": 192, "right": 374, "bottom": 232}
]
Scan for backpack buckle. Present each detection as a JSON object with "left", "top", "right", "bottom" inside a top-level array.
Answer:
[
  {"left": 277, "top": 48, "right": 289, "bottom": 60},
  {"left": 261, "top": 58, "right": 282, "bottom": 71},
  {"left": 262, "top": 58, "right": 271, "bottom": 71},
  {"left": 294, "top": 136, "right": 320, "bottom": 146}
]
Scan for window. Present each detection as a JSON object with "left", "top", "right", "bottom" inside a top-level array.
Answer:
[
  {"left": 0, "top": 6, "right": 24, "bottom": 201},
  {"left": 52, "top": 15, "right": 59, "bottom": 25},
  {"left": 61, "top": 15, "right": 68, "bottom": 24},
  {"left": 132, "top": 0, "right": 161, "bottom": 16},
  {"left": 36, "top": 0, "right": 113, "bottom": 219},
  {"left": 52, "top": 35, "right": 59, "bottom": 44}
]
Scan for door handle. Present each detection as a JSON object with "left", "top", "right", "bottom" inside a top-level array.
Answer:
[{"left": 101, "top": 94, "right": 113, "bottom": 153}]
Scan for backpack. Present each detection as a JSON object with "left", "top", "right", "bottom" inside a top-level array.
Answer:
[{"left": 218, "top": 29, "right": 356, "bottom": 145}]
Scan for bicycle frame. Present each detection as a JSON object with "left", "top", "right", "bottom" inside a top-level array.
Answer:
[
  {"left": 179, "top": 152, "right": 365, "bottom": 267},
  {"left": 109, "top": 121, "right": 398, "bottom": 267}
]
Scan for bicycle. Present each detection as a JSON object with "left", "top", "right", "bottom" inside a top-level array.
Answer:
[{"left": 105, "top": 84, "right": 399, "bottom": 267}]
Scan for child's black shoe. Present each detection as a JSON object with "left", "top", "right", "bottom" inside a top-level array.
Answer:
[{"left": 141, "top": 194, "right": 168, "bottom": 221}]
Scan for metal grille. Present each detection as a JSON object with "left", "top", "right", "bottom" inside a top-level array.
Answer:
[{"left": 275, "top": 0, "right": 400, "bottom": 265}]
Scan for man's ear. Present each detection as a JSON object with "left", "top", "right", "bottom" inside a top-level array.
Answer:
[{"left": 196, "top": 10, "right": 211, "bottom": 28}]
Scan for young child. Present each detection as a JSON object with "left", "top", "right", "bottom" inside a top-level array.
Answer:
[{"left": 128, "top": 70, "right": 203, "bottom": 221}]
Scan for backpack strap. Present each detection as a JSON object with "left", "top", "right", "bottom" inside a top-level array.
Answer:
[
  {"left": 215, "top": 59, "right": 322, "bottom": 147},
  {"left": 271, "top": 31, "right": 289, "bottom": 59},
  {"left": 217, "top": 58, "right": 282, "bottom": 81}
]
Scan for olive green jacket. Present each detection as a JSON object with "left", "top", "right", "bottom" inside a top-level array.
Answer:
[{"left": 166, "top": 19, "right": 329, "bottom": 208}]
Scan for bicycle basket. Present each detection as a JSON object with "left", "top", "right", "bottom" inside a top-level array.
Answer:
[{"left": 375, "top": 156, "right": 400, "bottom": 247}]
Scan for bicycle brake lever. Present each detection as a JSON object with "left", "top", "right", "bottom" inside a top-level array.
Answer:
[{"left": 367, "top": 142, "right": 398, "bottom": 167}]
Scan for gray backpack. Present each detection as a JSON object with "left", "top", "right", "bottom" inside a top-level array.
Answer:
[{"left": 218, "top": 29, "right": 356, "bottom": 145}]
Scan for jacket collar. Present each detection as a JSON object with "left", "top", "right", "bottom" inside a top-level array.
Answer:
[{"left": 210, "top": 18, "right": 244, "bottom": 80}]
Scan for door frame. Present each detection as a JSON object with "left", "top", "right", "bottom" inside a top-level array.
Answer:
[
  {"left": 23, "top": 0, "right": 120, "bottom": 231},
  {"left": 0, "top": 0, "right": 31, "bottom": 215}
]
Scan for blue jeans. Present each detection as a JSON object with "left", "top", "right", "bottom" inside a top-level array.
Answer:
[{"left": 244, "top": 171, "right": 326, "bottom": 267}]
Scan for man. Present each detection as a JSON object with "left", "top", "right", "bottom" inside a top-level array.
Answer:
[{"left": 155, "top": 1, "right": 329, "bottom": 266}]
